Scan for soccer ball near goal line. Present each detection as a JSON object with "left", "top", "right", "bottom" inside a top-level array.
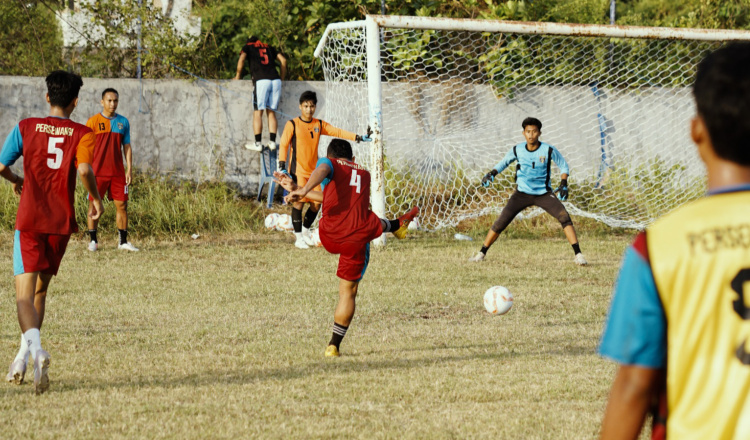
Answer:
[{"left": 484, "top": 286, "right": 514, "bottom": 315}]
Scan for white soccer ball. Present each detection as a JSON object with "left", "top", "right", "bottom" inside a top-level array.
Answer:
[
  {"left": 264, "top": 213, "right": 279, "bottom": 230},
  {"left": 407, "top": 218, "right": 420, "bottom": 231},
  {"left": 275, "top": 214, "right": 294, "bottom": 232},
  {"left": 311, "top": 228, "right": 322, "bottom": 247},
  {"left": 483, "top": 286, "right": 514, "bottom": 315}
]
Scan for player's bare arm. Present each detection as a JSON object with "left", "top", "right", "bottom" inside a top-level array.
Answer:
[
  {"left": 124, "top": 143, "right": 133, "bottom": 185},
  {"left": 0, "top": 164, "right": 23, "bottom": 195},
  {"left": 233, "top": 52, "right": 247, "bottom": 80},
  {"left": 78, "top": 163, "right": 104, "bottom": 221},
  {"left": 600, "top": 365, "right": 662, "bottom": 440},
  {"left": 277, "top": 53, "right": 287, "bottom": 80}
]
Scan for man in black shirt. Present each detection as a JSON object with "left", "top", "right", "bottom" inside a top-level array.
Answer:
[{"left": 234, "top": 36, "right": 288, "bottom": 151}]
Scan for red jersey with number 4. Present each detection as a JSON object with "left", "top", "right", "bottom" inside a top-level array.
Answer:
[
  {"left": 0, "top": 117, "right": 95, "bottom": 234},
  {"left": 319, "top": 158, "right": 382, "bottom": 244}
]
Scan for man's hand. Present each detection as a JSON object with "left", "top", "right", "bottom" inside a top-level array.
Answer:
[
  {"left": 89, "top": 198, "right": 104, "bottom": 221},
  {"left": 481, "top": 170, "right": 498, "bottom": 188},
  {"left": 125, "top": 170, "right": 132, "bottom": 186},
  {"left": 278, "top": 161, "right": 286, "bottom": 172},
  {"left": 285, "top": 187, "right": 308, "bottom": 204},
  {"left": 555, "top": 178, "right": 569, "bottom": 201},
  {"left": 356, "top": 126, "right": 373, "bottom": 143},
  {"left": 12, "top": 176, "right": 23, "bottom": 195},
  {"left": 273, "top": 170, "right": 297, "bottom": 192}
]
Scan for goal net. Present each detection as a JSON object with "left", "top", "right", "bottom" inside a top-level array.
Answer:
[{"left": 315, "top": 16, "right": 748, "bottom": 230}]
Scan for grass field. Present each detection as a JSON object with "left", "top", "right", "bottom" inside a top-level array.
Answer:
[{"left": 0, "top": 227, "right": 637, "bottom": 439}]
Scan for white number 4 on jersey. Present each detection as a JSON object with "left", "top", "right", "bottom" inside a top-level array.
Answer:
[{"left": 349, "top": 170, "right": 361, "bottom": 194}]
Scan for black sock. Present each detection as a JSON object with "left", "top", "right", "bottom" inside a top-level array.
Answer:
[
  {"left": 118, "top": 229, "right": 128, "bottom": 245},
  {"left": 303, "top": 208, "right": 318, "bottom": 229},
  {"left": 291, "top": 208, "right": 303, "bottom": 233},
  {"left": 254, "top": 133, "right": 262, "bottom": 142},
  {"left": 480, "top": 245, "right": 489, "bottom": 255},
  {"left": 89, "top": 229, "right": 98, "bottom": 243},
  {"left": 572, "top": 243, "right": 581, "bottom": 255},
  {"left": 269, "top": 132, "right": 276, "bottom": 142},
  {"left": 329, "top": 323, "right": 348, "bottom": 349},
  {"left": 381, "top": 218, "right": 400, "bottom": 233}
]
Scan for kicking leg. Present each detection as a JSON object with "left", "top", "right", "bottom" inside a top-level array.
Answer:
[{"left": 381, "top": 206, "right": 419, "bottom": 239}]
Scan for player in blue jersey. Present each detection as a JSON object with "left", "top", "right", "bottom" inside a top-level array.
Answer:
[
  {"left": 599, "top": 43, "right": 750, "bottom": 440},
  {"left": 469, "top": 117, "right": 586, "bottom": 265}
]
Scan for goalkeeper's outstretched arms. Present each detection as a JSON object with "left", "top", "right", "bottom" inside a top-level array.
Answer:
[
  {"left": 320, "top": 121, "right": 372, "bottom": 143},
  {"left": 480, "top": 148, "right": 517, "bottom": 187}
]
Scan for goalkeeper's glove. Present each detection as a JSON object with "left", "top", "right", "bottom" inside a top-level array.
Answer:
[
  {"left": 555, "top": 178, "right": 569, "bottom": 201},
  {"left": 481, "top": 169, "right": 498, "bottom": 188},
  {"left": 356, "top": 126, "right": 373, "bottom": 142},
  {"left": 278, "top": 161, "right": 286, "bottom": 172}
]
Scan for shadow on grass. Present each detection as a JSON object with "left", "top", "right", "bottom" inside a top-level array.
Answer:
[{"left": 0, "top": 341, "right": 598, "bottom": 396}]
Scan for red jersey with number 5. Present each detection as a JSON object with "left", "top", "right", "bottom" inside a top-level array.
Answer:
[
  {"left": 319, "top": 157, "right": 382, "bottom": 244},
  {"left": 0, "top": 117, "right": 95, "bottom": 234}
]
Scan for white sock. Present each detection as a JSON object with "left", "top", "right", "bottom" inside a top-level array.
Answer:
[
  {"left": 14, "top": 334, "right": 30, "bottom": 363},
  {"left": 294, "top": 232, "right": 303, "bottom": 241},
  {"left": 23, "top": 328, "right": 42, "bottom": 358}
]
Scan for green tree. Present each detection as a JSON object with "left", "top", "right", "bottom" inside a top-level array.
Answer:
[{"left": 0, "top": 1, "right": 64, "bottom": 76}]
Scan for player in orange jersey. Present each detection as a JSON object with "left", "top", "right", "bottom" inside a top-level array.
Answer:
[
  {"left": 278, "top": 91, "right": 372, "bottom": 249},
  {"left": 1, "top": 71, "right": 103, "bottom": 394},
  {"left": 86, "top": 88, "right": 138, "bottom": 252}
]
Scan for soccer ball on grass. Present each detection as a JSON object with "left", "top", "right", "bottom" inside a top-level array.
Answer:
[{"left": 483, "top": 286, "right": 514, "bottom": 315}]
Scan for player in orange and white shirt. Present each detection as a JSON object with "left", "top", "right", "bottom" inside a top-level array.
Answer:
[
  {"left": 278, "top": 90, "right": 372, "bottom": 249},
  {"left": 1, "top": 71, "right": 103, "bottom": 394}
]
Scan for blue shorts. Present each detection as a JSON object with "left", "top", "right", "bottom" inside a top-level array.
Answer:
[{"left": 253, "top": 79, "right": 281, "bottom": 111}]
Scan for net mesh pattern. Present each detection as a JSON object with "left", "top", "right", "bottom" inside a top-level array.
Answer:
[{"left": 319, "top": 24, "right": 721, "bottom": 230}]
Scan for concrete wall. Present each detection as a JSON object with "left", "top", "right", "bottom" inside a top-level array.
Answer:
[{"left": 0, "top": 77, "right": 330, "bottom": 195}]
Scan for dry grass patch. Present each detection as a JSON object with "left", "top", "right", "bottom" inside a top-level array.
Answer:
[{"left": 1, "top": 229, "right": 637, "bottom": 439}]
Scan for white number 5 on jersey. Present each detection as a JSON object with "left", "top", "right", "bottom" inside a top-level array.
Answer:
[
  {"left": 349, "top": 170, "right": 361, "bottom": 193},
  {"left": 47, "top": 137, "right": 63, "bottom": 170}
]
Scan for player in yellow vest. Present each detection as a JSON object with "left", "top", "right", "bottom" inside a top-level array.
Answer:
[{"left": 599, "top": 43, "right": 750, "bottom": 439}]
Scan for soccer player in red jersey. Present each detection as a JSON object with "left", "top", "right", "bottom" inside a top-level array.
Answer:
[
  {"left": 0, "top": 71, "right": 103, "bottom": 394},
  {"left": 86, "top": 88, "right": 138, "bottom": 252},
  {"left": 275, "top": 139, "right": 418, "bottom": 357}
]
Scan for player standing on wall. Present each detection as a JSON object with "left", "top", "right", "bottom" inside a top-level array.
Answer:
[
  {"left": 278, "top": 91, "right": 372, "bottom": 249},
  {"left": 599, "top": 43, "right": 750, "bottom": 440},
  {"left": 85, "top": 88, "right": 138, "bottom": 252},
  {"left": 234, "top": 36, "right": 288, "bottom": 151},
  {"left": 469, "top": 117, "right": 587, "bottom": 266},
  {"left": 2, "top": 71, "right": 103, "bottom": 394},
  {"left": 275, "top": 139, "right": 418, "bottom": 357}
]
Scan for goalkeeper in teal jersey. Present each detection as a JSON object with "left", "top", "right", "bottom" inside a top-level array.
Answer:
[{"left": 469, "top": 117, "right": 587, "bottom": 265}]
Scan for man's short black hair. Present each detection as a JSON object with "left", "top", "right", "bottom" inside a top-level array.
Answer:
[
  {"left": 101, "top": 88, "right": 118, "bottom": 99},
  {"left": 247, "top": 36, "right": 259, "bottom": 43},
  {"left": 694, "top": 43, "right": 750, "bottom": 165},
  {"left": 327, "top": 139, "right": 353, "bottom": 160},
  {"left": 46, "top": 70, "right": 83, "bottom": 108},
  {"left": 299, "top": 90, "right": 317, "bottom": 105},
  {"left": 522, "top": 117, "right": 542, "bottom": 130}
]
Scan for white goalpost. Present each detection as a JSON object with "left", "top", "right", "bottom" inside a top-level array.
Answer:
[{"left": 314, "top": 15, "right": 750, "bottom": 233}]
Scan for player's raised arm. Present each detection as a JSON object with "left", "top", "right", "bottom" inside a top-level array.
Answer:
[
  {"left": 320, "top": 121, "right": 374, "bottom": 143},
  {"left": 277, "top": 53, "right": 287, "bottom": 81}
]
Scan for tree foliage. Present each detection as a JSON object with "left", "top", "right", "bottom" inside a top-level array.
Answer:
[{"left": 2, "top": 0, "right": 749, "bottom": 80}]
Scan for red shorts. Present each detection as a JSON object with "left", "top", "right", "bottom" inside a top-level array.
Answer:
[
  {"left": 320, "top": 220, "right": 383, "bottom": 282},
  {"left": 13, "top": 230, "right": 71, "bottom": 276},
  {"left": 89, "top": 175, "right": 128, "bottom": 201}
]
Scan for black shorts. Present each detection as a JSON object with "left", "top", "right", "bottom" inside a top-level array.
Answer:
[{"left": 491, "top": 190, "right": 573, "bottom": 233}]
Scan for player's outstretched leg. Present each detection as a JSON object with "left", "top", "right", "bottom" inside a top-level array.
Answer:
[{"left": 389, "top": 206, "right": 420, "bottom": 239}]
